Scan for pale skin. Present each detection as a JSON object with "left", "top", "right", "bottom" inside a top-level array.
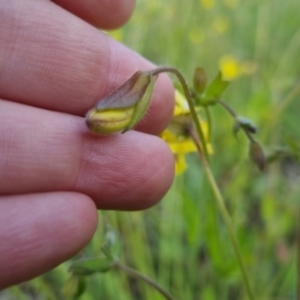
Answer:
[{"left": 0, "top": 0, "right": 175, "bottom": 289}]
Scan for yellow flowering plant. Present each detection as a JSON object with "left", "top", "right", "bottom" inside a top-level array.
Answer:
[
  {"left": 68, "top": 66, "right": 265, "bottom": 300},
  {"left": 160, "top": 90, "right": 213, "bottom": 174}
]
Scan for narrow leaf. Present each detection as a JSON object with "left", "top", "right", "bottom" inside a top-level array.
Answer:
[
  {"left": 69, "top": 257, "right": 114, "bottom": 276},
  {"left": 204, "top": 71, "right": 229, "bottom": 100}
]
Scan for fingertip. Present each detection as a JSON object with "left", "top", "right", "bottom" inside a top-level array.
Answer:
[
  {"left": 65, "top": 193, "right": 98, "bottom": 245},
  {"left": 77, "top": 131, "right": 175, "bottom": 210},
  {"left": 129, "top": 136, "right": 175, "bottom": 210}
]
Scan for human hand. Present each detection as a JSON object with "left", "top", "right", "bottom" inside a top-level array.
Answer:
[{"left": 0, "top": 0, "right": 174, "bottom": 288}]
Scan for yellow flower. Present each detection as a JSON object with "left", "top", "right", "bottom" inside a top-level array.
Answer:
[
  {"left": 174, "top": 89, "right": 190, "bottom": 116},
  {"left": 161, "top": 90, "right": 212, "bottom": 174},
  {"left": 219, "top": 55, "right": 242, "bottom": 81},
  {"left": 219, "top": 55, "right": 258, "bottom": 81}
]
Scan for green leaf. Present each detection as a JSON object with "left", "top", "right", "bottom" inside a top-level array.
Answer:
[
  {"left": 69, "top": 257, "right": 114, "bottom": 276},
  {"left": 204, "top": 71, "right": 229, "bottom": 101}
]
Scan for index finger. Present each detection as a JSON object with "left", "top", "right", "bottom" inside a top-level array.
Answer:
[{"left": 0, "top": 0, "right": 174, "bottom": 135}]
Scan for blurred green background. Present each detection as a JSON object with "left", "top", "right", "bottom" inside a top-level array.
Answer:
[{"left": 2, "top": 0, "right": 300, "bottom": 299}]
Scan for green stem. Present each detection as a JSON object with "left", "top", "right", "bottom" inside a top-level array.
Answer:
[
  {"left": 216, "top": 98, "right": 237, "bottom": 118},
  {"left": 205, "top": 165, "right": 255, "bottom": 300},
  {"left": 152, "top": 67, "right": 255, "bottom": 300},
  {"left": 114, "top": 261, "right": 178, "bottom": 300},
  {"left": 216, "top": 99, "right": 256, "bottom": 143},
  {"left": 297, "top": 204, "right": 300, "bottom": 300},
  {"left": 190, "top": 130, "right": 255, "bottom": 300},
  {"left": 204, "top": 107, "right": 212, "bottom": 142},
  {"left": 151, "top": 67, "right": 209, "bottom": 159}
]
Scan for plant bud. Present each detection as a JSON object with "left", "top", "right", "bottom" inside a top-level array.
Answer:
[
  {"left": 249, "top": 141, "right": 266, "bottom": 171},
  {"left": 86, "top": 70, "right": 157, "bottom": 135},
  {"left": 86, "top": 107, "right": 135, "bottom": 135},
  {"left": 237, "top": 116, "right": 257, "bottom": 134},
  {"left": 193, "top": 67, "right": 207, "bottom": 94}
]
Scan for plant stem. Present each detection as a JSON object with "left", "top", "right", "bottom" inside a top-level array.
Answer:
[
  {"left": 190, "top": 130, "right": 255, "bottom": 300},
  {"left": 204, "top": 107, "right": 212, "bottom": 141},
  {"left": 216, "top": 99, "right": 256, "bottom": 143},
  {"left": 216, "top": 98, "right": 237, "bottom": 118},
  {"left": 114, "top": 261, "right": 178, "bottom": 300},
  {"left": 297, "top": 204, "right": 300, "bottom": 300},
  {"left": 151, "top": 66, "right": 255, "bottom": 300},
  {"left": 189, "top": 114, "right": 255, "bottom": 299},
  {"left": 151, "top": 67, "right": 209, "bottom": 159}
]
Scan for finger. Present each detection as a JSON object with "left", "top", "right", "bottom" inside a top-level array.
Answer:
[
  {"left": 0, "top": 1, "right": 174, "bottom": 135},
  {"left": 0, "top": 100, "right": 175, "bottom": 210},
  {"left": 0, "top": 192, "right": 97, "bottom": 289},
  {"left": 51, "top": 0, "right": 136, "bottom": 29}
]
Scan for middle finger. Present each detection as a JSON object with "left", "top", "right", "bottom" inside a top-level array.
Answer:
[{"left": 0, "top": 99, "right": 175, "bottom": 210}]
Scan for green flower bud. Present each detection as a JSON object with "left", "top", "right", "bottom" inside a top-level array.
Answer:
[
  {"left": 193, "top": 67, "right": 207, "bottom": 94},
  {"left": 237, "top": 116, "right": 257, "bottom": 134},
  {"left": 86, "top": 70, "right": 157, "bottom": 135}
]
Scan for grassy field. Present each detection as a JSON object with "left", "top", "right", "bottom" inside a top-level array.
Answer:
[{"left": 3, "top": 0, "right": 300, "bottom": 299}]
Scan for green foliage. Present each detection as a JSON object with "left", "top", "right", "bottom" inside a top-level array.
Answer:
[
  {"left": 198, "top": 71, "right": 229, "bottom": 106},
  {"left": 69, "top": 258, "right": 113, "bottom": 276},
  {"left": 4, "top": 0, "right": 300, "bottom": 299}
]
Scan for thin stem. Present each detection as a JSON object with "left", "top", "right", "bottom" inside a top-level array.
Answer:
[
  {"left": 151, "top": 66, "right": 255, "bottom": 299},
  {"left": 243, "top": 129, "right": 256, "bottom": 143},
  {"left": 204, "top": 161, "right": 255, "bottom": 300},
  {"left": 190, "top": 131, "right": 255, "bottom": 300},
  {"left": 151, "top": 67, "right": 209, "bottom": 159},
  {"left": 297, "top": 204, "right": 300, "bottom": 300},
  {"left": 216, "top": 98, "right": 237, "bottom": 118},
  {"left": 204, "top": 107, "right": 212, "bottom": 142},
  {"left": 114, "top": 261, "right": 178, "bottom": 300},
  {"left": 216, "top": 98, "right": 256, "bottom": 143}
]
